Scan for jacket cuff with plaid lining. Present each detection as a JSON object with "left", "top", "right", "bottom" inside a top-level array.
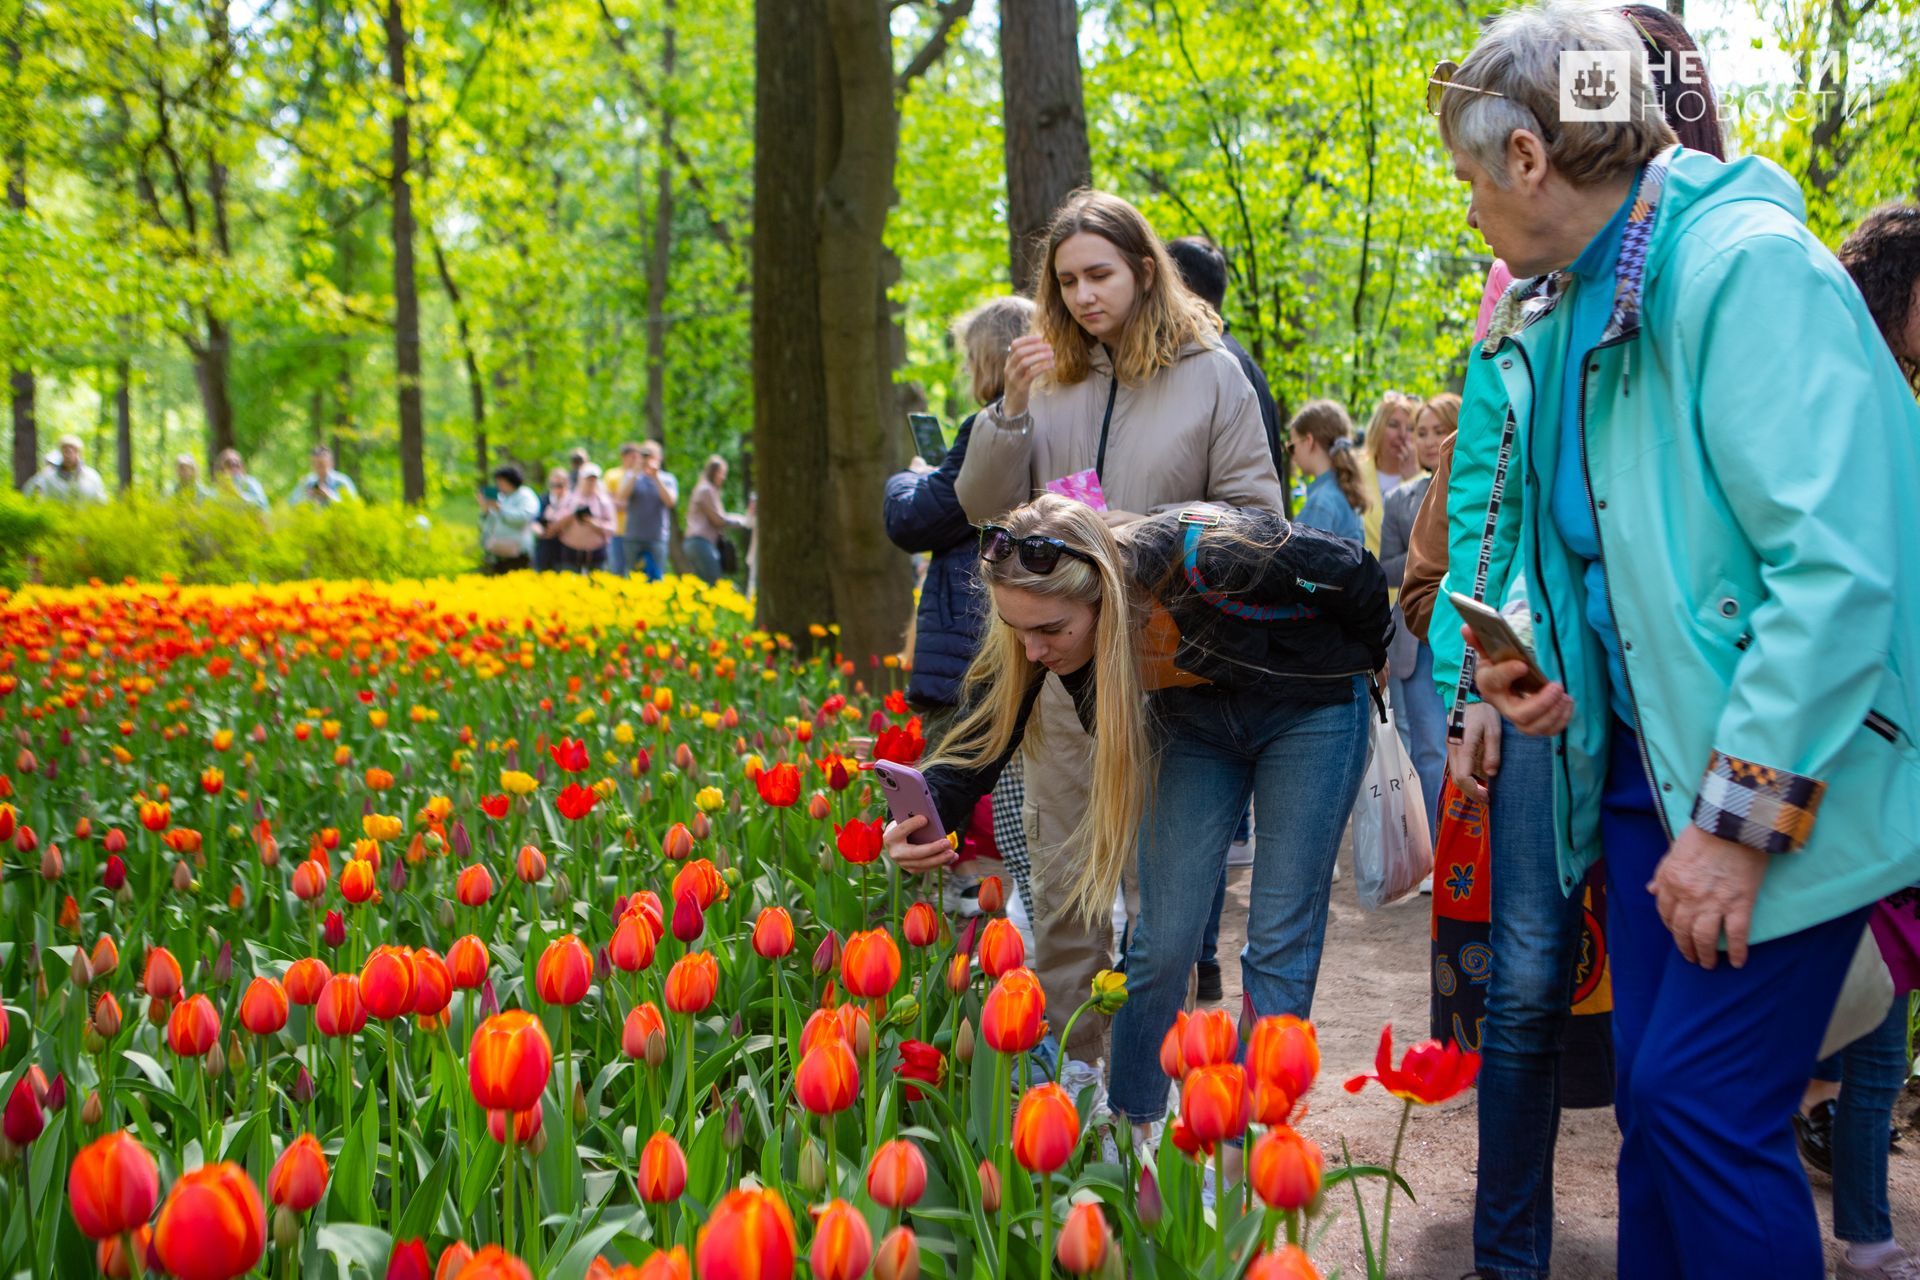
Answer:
[{"left": 1690, "top": 749, "right": 1826, "bottom": 854}]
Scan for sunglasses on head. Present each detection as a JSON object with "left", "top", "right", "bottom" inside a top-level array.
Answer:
[
  {"left": 1425, "top": 59, "right": 1557, "bottom": 143},
  {"left": 978, "top": 525, "right": 1097, "bottom": 576}
]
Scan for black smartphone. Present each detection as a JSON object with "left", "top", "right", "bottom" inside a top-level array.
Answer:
[
  {"left": 574, "top": 505, "right": 591, "bottom": 519},
  {"left": 907, "top": 413, "right": 947, "bottom": 466}
]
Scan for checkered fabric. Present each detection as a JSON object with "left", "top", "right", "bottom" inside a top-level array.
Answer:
[
  {"left": 991, "top": 755, "right": 1035, "bottom": 910},
  {"left": 1690, "top": 749, "right": 1825, "bottom": 854}
]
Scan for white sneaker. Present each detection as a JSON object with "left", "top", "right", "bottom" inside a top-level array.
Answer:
[
  {"left": 1329, "top": 860, "right": 1343, "bottom": 883},
  {"left": 1226, "top": 835, "right": 1255, "bottom": 868},
  {"left": 1059, "top": 1057, "right": 1110, "bottom": 1121},
  {"left": 1419, "top": 873, "right": 1434, "bottom": 894},
  {"left": 941, "top": 870, "right": 982, "bottom": 917}
]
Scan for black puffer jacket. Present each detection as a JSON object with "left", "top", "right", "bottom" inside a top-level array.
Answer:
[
  {"left": 1126, "top": 506, "right": 1392, "bottom": 701},
  {"left": 883, "top": 415, "right": 988, "bottom": 709}
]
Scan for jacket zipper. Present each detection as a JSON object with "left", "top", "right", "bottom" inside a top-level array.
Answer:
[{"left": 1576, "top": 333, "right": 1673, "bottom": 840}]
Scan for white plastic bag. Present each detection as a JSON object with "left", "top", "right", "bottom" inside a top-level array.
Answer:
[{"left": 1350, "top": 703, "right": 1434, "bottom": 909}]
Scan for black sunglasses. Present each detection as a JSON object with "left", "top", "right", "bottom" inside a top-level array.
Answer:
[{"left": 978, "top": 525, "right": 1097, "bottom": 575}]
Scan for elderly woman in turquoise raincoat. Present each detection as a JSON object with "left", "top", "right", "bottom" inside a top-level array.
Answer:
[{"left": 1425, "top": 5, "right": 1920, "bottom": 1278}]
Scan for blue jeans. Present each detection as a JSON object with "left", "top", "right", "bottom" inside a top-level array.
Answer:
[
  {"left": 1389, "top": 640, "right": 1446, "bottom": 838},
  {"left": 1473, "top": 725, "right": 1586, "bottom": 1280},
  {"left": 1831, "top": 993, "right": 1911, "bottom": 1244},
  {"left": 607, "top": 537, "right": 631, "bottom": 577},
  {"left": 627, "top": 537, "right": 669, "bottom": 582},
  {"left": 1198, "top": 808, "right": 1252, "bottom": 968},
  {"left": 1108, "top": 680, "right": 1370, "bottom": 1123},
  {"left": 1604, "top": 724, "right": 1869, "bottom": 1279}
]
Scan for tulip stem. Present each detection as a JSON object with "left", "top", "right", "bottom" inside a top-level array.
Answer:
[
  {"left": 992, "top": 1051, "right": 1012, "bottom": 1274},
  {"left": 558, "top": 1012, "right": 574, "bottom": 1205},
  {"left": 682, "top": 1013, "right": 696, "bottom": 1140},
  {"left": 1213, "top": 1144, "right": 1228, "bottom": 1267},
  {"left": 385, "top": 1019, "right": 402, "bottom": 1234},
  {"left": 1039, "top": 1169, "right": 1054, "bottom": 1280},
  {"left": 254, "top": 1040, "right": 272, "bottom": 1186},
  {"left": 503, "top": 1128, "right": 517, "bottom": 1257},
  {"left": 122, "top": 1229, "right": 144, "bottom": 1279},
  {"left": 1376, "top": 1099, "right": 1413, "bottom": 1279}
]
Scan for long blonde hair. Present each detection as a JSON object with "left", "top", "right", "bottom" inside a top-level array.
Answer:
[
  {"left": 954, "top": 296, "right": 1035, "bottom": 405},
  {"left": 1364, "top": 391, "right": 1421, "bottom": 474},
  {"left": 1032, "top": 190, "right": 1221, "bottom": 389},
  {"left": 1289, "top": 400, "right": 1371, "bottom": 514},
  {"left": 1419, "top": 392, "right": 1462, "bottom": 438},
  {"left": 924, "top": 495, "right": 1151, "bottom": 925}
]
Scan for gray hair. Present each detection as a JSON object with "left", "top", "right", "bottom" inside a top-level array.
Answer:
[{"left": 1439, "top": 1, "right": 1675, "bottom": 187}]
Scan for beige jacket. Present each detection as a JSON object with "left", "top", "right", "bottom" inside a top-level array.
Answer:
[{"left": 955, "top": 340, "right": 1285, "bottom": 523}]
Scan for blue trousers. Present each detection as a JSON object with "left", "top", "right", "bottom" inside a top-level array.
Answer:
[
  {"left": 1603, "top": 724, "right": 1869, "bottom": 1279},
  {"left": 1389, "top": 640, "right": 1447, "bottom": 837},
  {"left": 1474, "top": 725, "right": 1586, "bottom": 1280},
  {"left": 1830, "top": 993, "right": 1910, "bottom": 1244},
  {"left": 1108, "top": 680, "right": 1370, "bottom": 1122}
]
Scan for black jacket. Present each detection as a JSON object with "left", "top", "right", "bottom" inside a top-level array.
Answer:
[
  {"left": 883, "top": 415, "right": 988, "bottom": 709},
  {"left": 1220, "top": 330, "right": 1285, "bottom": 503}
]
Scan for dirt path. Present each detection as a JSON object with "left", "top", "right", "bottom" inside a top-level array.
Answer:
[{"left": 1208, "top": 850, "right": 1920, "bottom": 1279}]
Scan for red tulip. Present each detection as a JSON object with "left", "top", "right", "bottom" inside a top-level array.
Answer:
[
  {"left": 865, "top": 1139, "right": 927, "bottom": 1209},
  {"left": 1246, "top": 1245, "right": 1322, "bottom": 1280},
  {"left": 1055, "top": 1201, "right": 1112, "bottom": 1276},
  {"left": 795, "top": 1036, "right": 860, "bottom": 1116},
  {"left": 636, "top": 1132, "right": 688, "bottom": 1203},
  {"left": 239, "top": 976, "right": 289, "bottom": 1035},
  {"left": 671, "top": 891, "right": 705, "bottom": 943},
  {"left": 980, "top": 968, "right": 1046, "bottom": 1053},
  {"left": 669, "top": 858, "right": 728, "bottom": 909},
  {"left": 479, "top": 794, "right": 511, "bottom": 820},
  {"left": 1180, "top": 1064, "right": 1252, "bottom": 1151},
  {"left": 3, "top": 1067, "right": 46, "bottom": 1145},
  {"left": 412, "top": 948, "right": 453, "bottom": 1018},
  {"left": 1343, "top": 1024, "right": 1481, "bottom": 1105},
  {"left": 153, "top": 1161, "right": 266, "bottom": 1280},
  {"left": 893, "top": 1039, "right": 945, "bottom": 1103},
  {"left": 623, "top": 1002, "right": 667, "bottom": 1060},
  {"left": 486, "top": 1105, "right": 542, "bottom": 1145},
  {"left": 388, "top": 1238, "right": 432, "bottom": 1280},
  {"left": 447, "top": 936, "right": 489, "bottom": 990},
  {"left": 291, "top": 859, "right": 328, "bottom": 901},
  {"left": 752, "top": 907, "right": 795, "bottom": 959},
  {"left": 840, "top": 929, "right": 901, "bottom": 1000},
  {"left": 978, "top": 918, "right": 1025, "bottom": 978},
  {"left": 548, "top": 738, "right": 589, "bottom": 773},
  {"left": 1012, "top": 1081, "right": 1079, "bottom": 1174},
  {"left": 754, "top": 762, "right": 802, "bottom": 808},
  {"left": 664, "top": 951, "right": 718, "bottom": 1015},
  {"left": 95, "top": 1225, "right": 157, "bottom": 1279},
  {"left": 901, "top": 902, "right": 939, "bottom": 948},
  {"left": 268, "top": 1133, "right": 330, "bottom": 1212},
  {"left": 1160, "top": 1010, "right": 1189, "bottom": 1079},
  {"left": 315, "top": 974, "right": 368, "bottom": 1037},
  {"left": 455, "top": 863, "right": 495, "bottom": 907},
  {"left": 1247, "top": 1015, "right": 1319, "bottom": 1122},
  {"left": 360, "top": 945, "right": 417, "bottom": 1021},
  {"left": 977, "top": 875, "right": 1005, "bottom": 914},
  {"left": 284, "top": 957, "right": 331, "bottom": 1006},
  {"left": 555, "top": 782, "right": 598, "bottom": 821},
  {"left": 1248, "top": 1125, "right": 1323, "bottom": 1211},
  {"left": 809, "top": 1199, "right": 872, "bottom": 1280},
  {"left": 167, "top": 994, "right": 221, "bottom": 1057},
  {"left": 1182, "top": 1007, "right": 1237, "bottom": 1070},
  {"left": 695, "top": 1187, "right": 797, "bottom": 1280},
  {"left": 535, "top": 934, "right": 593, "bottom": 1006},
  {"left": 468, "top": 1010, "right": 553, "bottom": 1113},
  {"left": 833, "top": 817, "right": 883, "bottom": 865},
  {"left": 67, "top": 1130, "right": 160, "bottom": 1239}
]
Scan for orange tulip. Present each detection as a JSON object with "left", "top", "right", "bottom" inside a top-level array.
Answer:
[
  {"left": 451, "top": 1244, "right": 534, "bottom": 1279},
  {"left": 291, "top": 859, "right": 328, "bottom": 901},
  {"left": 90, "top": 935, "right": 120, "bottom": 979},
  {"left": 1180, "top": 1063, "right": 1251, "bottom": 1151},
  {"left": 283, "top": 957, "right": 331, "bottom": 1006},
  {"left": 636, "top": 1131, "right": 688, "bottom": 1203},
  {"left": 1055, "top": 1201, "right": 1112, "bottom": 1276},
  {"left": 669, "top": 858, "right": 728, "bottom": 909},
  {"left": 840, "top": 929, "right": 901, "bottom": 1000},
  {"left": 809, "top": 1199, "right": 872, "bottom": 1280},
  {"left": 268, "top": 1134, "right": 330, "bottom": 1212},
  {"left": 486, "top": 1105, "right": 542, "bottom": 1144},
  {"left": 412, "top": 948, "right": 453, "bottom": 1018},
  {"left": 143, "top": 946, "right": 183, "bottom": 1001},
  {"left": 360, "top": 945, "right": 417, "bottom": 1021},
  {"left": 625, "top": 1245, "right": 692, "bottom": 1280},
  {"left": 695, "top": 1187, "right": 797, "bottom": 1280},
  {"left": 95, "top": 1225, "right": 156, "bottom": 1279},
  {"left": 535, "top": 934, "right": 593, "bottom": 1006},
  {"left": 751, "top": 907, "right": 795, "bottom": 959},
  {"left": 315, "top": 974, "right": 368, "bottom": 1038},
  {"left": 435, "top": 1243, "right": 475, "bottom": 1280},
  {"left": 1247, "top": 1015, "right": 1319, "bottom": 1123},
  {"left": 67, "top": 1130, "right": 160, "bottom": 1239},
  {"left": 515, "top": 845, "right": 547, "bottom": 884},
  {"left": 1012, "top": 1081, "right": 1079, "bottom": 1174},
  {"left": 661, "top": 822, "right": 694, "bottom": 861},
  {"left": 945, "top": 953, "right": 971, "bottom": 994},
  {"left": 663, "top": 951, "right": 718, "bottom": 1015},
  {"left": 447, "top": 936, "right": 490, "bottom": 990},
  {"left": 1245, "top": 1244, "right": 1322, "bottom": 1280},
  {"left": 980, "top": 968, "right": 1046, "bottom": 1054},
  {"left": 795, "top": 1035, "right": 860, "bottom": 1116},
  {"left": 978, "top": 918, "right": 1025, "bottom": 977},
  {"left": 1159, "top": 1010, "right": 1189, "bottom": 1079},
  {"left": 1182, "top": 1007, "right": 1237, "bottom": 1069},
  {"left": 623, "top": 1002, "right": 667, "bottom": 1060},
  {"left": 977, "top": 875, "right": 1005, "bottom": 914},
  {"left": 455, "top": 863, "right": 494, "bottom": 907},
  {"left": 901, "top": 902, "right": 939, "bottom": 949},
  {"left": 610, "top": 913, "right": 658, "bottom": 973},
  {"left": 167, "top": 994, "right": 220, "bottom": 1057},
  {"left": 468, "top": 1010, "right": 553, "bottom": 1113},
  {"left": 153, "top": 1161, "right": 266, "bottom": 1280},
  {"left": 238, "top": 976, "right": 289, "bottom": 1036},
  {"left": 339, "top": 858, "right": 376, "bottom": 905},
  {"left": 1248, "top": 1124, "right": 1323, "bottom": 1211},
  {"left": 873, "top": 1225, "right": 919, "bottom": 1280},
  {"left": 865, "top": 1139, "right": 927, "bottom": 1209}
]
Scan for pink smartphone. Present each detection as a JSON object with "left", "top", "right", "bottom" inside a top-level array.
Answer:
[{"left": 869, "top": 760, "right": 949, "bottom": 846}]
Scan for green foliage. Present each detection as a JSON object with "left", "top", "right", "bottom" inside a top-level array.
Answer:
[
  {"left": 0, "top": 491, "right": 54, "bottom": 590},
  {"left": 25, "top": 495, "right": 477, "bottom": 587}
]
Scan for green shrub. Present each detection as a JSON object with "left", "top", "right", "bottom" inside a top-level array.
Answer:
[
  {"left": 0, "top": 490, "right": 54, "bottom": 590},
  {"left": 22, "top": 494, "right": 479, "bottom": 586}
]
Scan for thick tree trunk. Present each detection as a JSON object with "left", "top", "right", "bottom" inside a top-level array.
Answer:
[
  {"left": 7, "top": 30, "right": 33, "bottom": 490},
  {"left": 192, "top": 316, "right": 235, "bottom": 460},
  {"left": 818, "top": 0, "right": 913, "bottom": 666},
  {"left": 643, "top": 0, "right": 674, "bottom": 446},
  {"left": 113, "top": 357, "right": 132, "bottom": 492},
  {"left": 751, "top": 0, "right": 835, "bottom": 643},
  {"left": 387, "top": 0, "right": 425, "bottom": 503},
  {"left": 1000, "top": 0, "right": 1090, "bottom": 294}
]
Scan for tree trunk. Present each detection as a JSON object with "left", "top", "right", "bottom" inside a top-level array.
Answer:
[
  {"left": 192, "top": 316, "right": 235, "bottom": 460},
  {"left": 202, "top": 0, "right": 236, "bottom": 460},
  {"left": 751, "top": 0, "right": 835, "bottom": 644},
  {"left": 6, "top": 29, "right": 33, "bottom": 490},
  {"left": 387, "top": 0, "right": 425, "bottom": 503},
  {"left": 999, "top": 0, "right": 1090, "bottom": 293},
  {"left": 429, "top": 233, "right": 487, "bottom": 477},
  {"left": 643, "top": 0, "right": 674, "bottom": 447},
  {"left": 114, "top": 357, "right": 132, "bottom": 492}
]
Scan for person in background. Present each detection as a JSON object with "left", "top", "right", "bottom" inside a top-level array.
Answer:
[
  {"left": 532, "top": 468, "right": 572, "bottom": 573},
  {"left": 566, "top": 447, "right": 590, "bottom": 487},
  {"left": 1355, "top": 391, "right": 1421, "bottom": 555},
  {"left": 212, "top": 448, "right": 268, "bottom": 511},
  {"left": 1165, "top": 236, "right": 1287, "bottom": 495},
  {"left": 684, "top": 455, "right": 750, "bottom": 586},
  {"left": 1287, "top": 401, "right": 1367, "bottom": 543},
  {"left": 550, "top": 463, "right": 617, "bottom": 574},
  {"left": 173, "top": 453, "right": 209, "bottom": 500},
  {"left": 605, "top": 443, "right": 644, "bottom": 577},
  {"left": 1380, "top": 393, "right": 1457, "bottom": 840},
  {"left": 23, "top": 435, "right": 108, "bottom": 502},
  {"left": 1435, "top": 5, "right": 1920, "bottom": 1274},
  {"left": 478, "top": 465, "right": 540, "bottom": 575},
  {"left": 623, "top": 440, "right": 679, "bottom": 581},
  {"left": 288, "top": 445, "right": 358, "bottom": 507}
]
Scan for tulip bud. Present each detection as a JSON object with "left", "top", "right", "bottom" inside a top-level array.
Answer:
[
  {"left": 874, "top": 1225, "right": 920, "bottom": 1280},
  {"left": 436, "top": 899, "right": 457, "bottom": 932},
  {"left": 44, "top": 1072, "right": 67, "bottom": 1113},
  {"left": 849, "top": 1013, "right": 874, "bottom": 1059},
  {"left": 289, "top": 1066, "right": 316, "bottom": 1105},
  {"left": 92, "top": 994, "right": 122, "bottom": 1038},
  {"left": 946, "top": 954, "right": 971, "bottom": 994},
  {"left": 101, "top": 855, "right": 126, "bottom": 891},
  {"left": 977, "top": 1159, "right": 1002, "bottom": 1212},
  {"left": 82, "top": 1024, "right": 106, "bottom": 1054},
  {"left": 171, "top": 860, "right": 192, "bottom": 893},
  {"left": 954, "top": 1018, "right": 975, "bottom": 1065},
  {"left": 70, "top": 947, "right": 91, "bottom": 989},
  {"left": 204, "top": 1037, "right": 227, "bottom": 1079},
  {"left": 644, "top": 1029, "right": 668, "bottom": 1070},
  {"left": 211, "top": 941, "right": 233, "bottom": 986},
  {"left": 797, "top": 1138, "right": 827, "bottom": 1194},
  {"left": 40, "top": 844, "right": 62, "bottom": 881},
  {"left": 886, "top": 995, "right": 921, "bottom": 1029},
  {"left": 273, "top": 1205, "right": 303, "bottom": 1250},
  {"left": 689, "top": 811, "right": 710, "bottom": 841},
  {"left": 723, "top": 1100, "right": 745, "bottom": 1151},
  {"left": 80, "top": 1089, "right": 103, "bottom": 1127},
  {"left": 1089, "top": 969, "right": 1129, "bottom": 1016},
  {"left": 550, "top": 870, "right": 572, "bottom": 910},
  {"left": 322, "top": 911, "right": 346, "bottom": 949},
  {"left": 1135, "top": 1164, "right": 1163, "bottom": 1228},
  {"left": 812, "top": 930, "right": 841, "bottom": 977},
  {"left": 526, "top": 1123, "right": 548, "bottom": 1158}
]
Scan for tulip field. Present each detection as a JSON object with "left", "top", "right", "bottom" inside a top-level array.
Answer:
[{"left": 0, "top": 572, "right": 1473, "bottom": 1280}]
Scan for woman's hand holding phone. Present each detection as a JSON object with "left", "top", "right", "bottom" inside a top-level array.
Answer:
[
  {"left": 1001, "top": 334, "right": 1055, "bottom": 419},
  {"left": 883, "top": 813, "right": 958, "bottom": 874},
  {"left": 1465, "top": 625, "right": 1576, "bottom": 737}
]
